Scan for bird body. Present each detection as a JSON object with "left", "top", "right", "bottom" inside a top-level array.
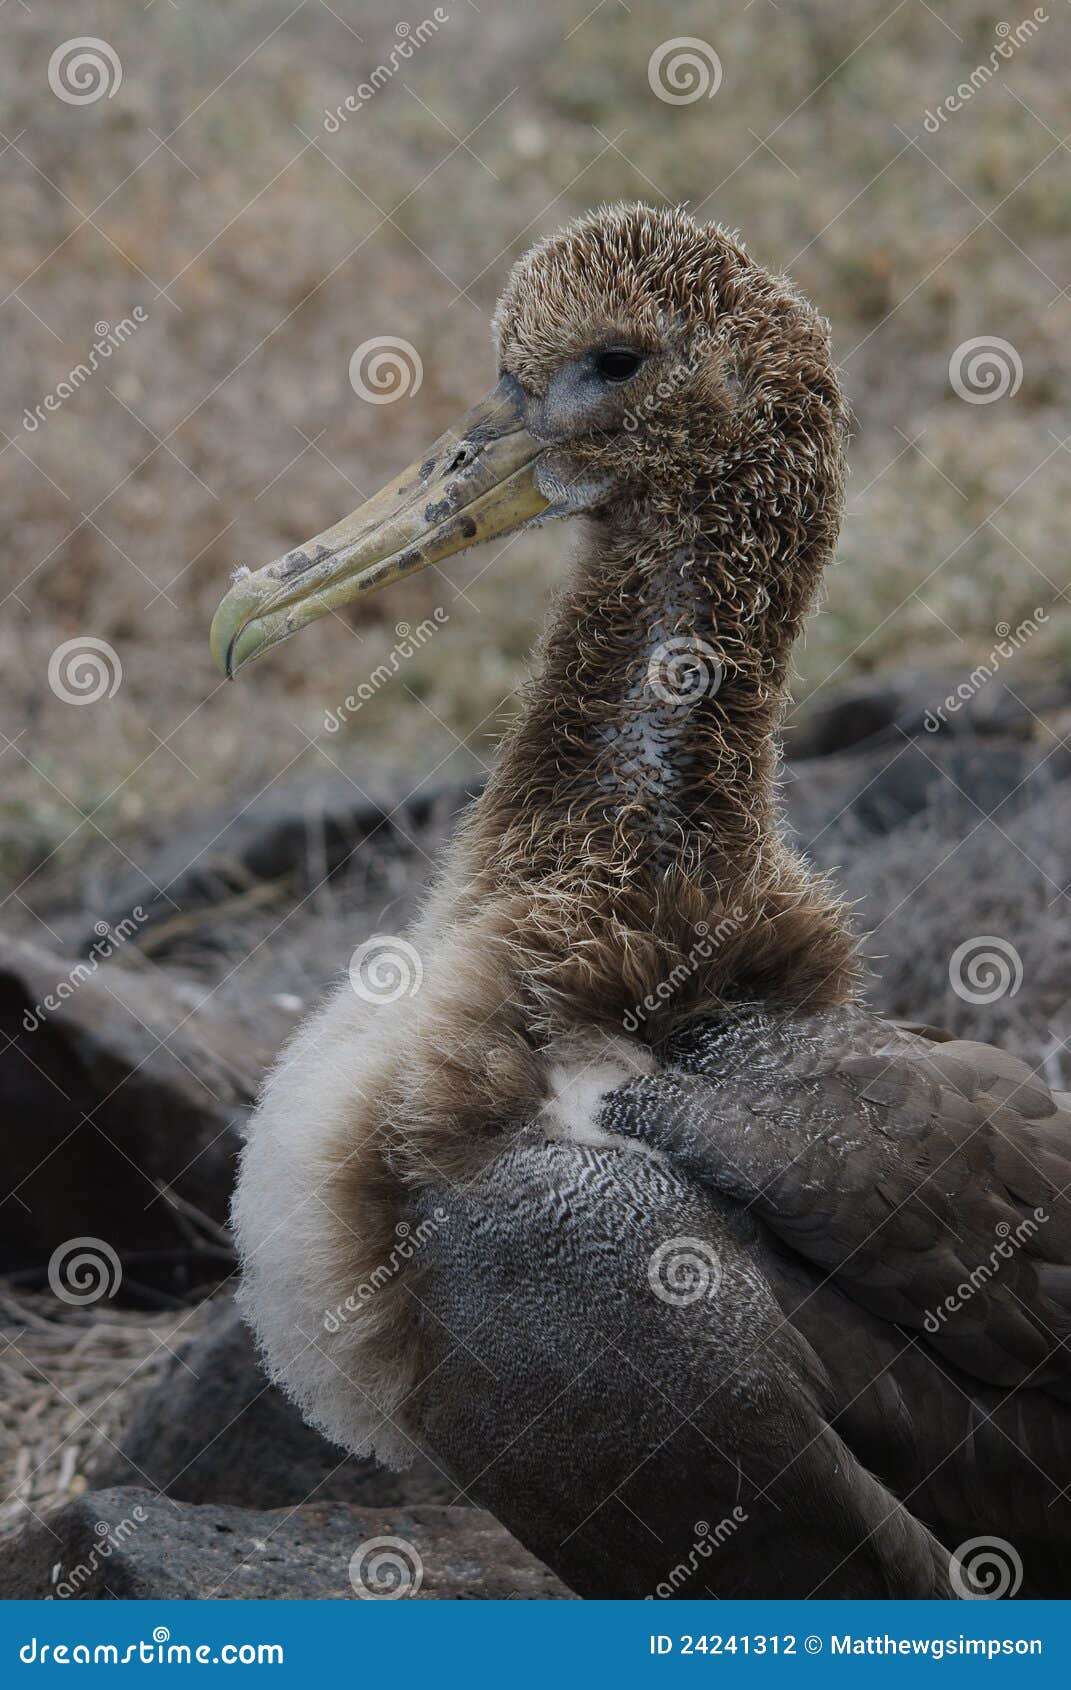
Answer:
[{"left": 215, "top": 205, "right": 1071, "bottom": 1598}]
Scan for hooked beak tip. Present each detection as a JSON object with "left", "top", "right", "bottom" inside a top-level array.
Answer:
[
  {"left": 209, "top": 374, "right": 550, "bottom": 680},
  {"left": 210, "top": 576, "right": 263, "bottom": 679}
]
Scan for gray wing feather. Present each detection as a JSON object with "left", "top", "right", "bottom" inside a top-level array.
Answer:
[
  {"left": 410, "top": 1140, "right": 954, "bottom": 1599},
  {"left": 602, "top": 1009, "right": 1071, "bottom": 1399}
]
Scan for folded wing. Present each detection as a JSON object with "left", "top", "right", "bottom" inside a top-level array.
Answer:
[{"left": 603, "top": 1009, "right": 1071, "bottom": 1399}]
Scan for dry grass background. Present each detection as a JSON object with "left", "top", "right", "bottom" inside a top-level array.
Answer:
[
  {"left": 0, "top": 1288, "right": 194, "bottom": 1539},
  {"left": 3, "top": 0, "right": 1071, "bottom": 1544},
  {"left": 3, "top": 0, "right": 1070, "bottom": 896}
]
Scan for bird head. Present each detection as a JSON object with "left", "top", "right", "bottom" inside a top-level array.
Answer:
[{"left": 211, "top": 203, "right": 847, "bottom": 678}]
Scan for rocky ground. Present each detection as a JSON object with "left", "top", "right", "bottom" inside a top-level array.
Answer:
[
  {"left": 4, "top": 0, "right": 1069, "bottom": 1604},
  {"left": 2, "top": 665, "right": 1070, "bottom": 1598}
]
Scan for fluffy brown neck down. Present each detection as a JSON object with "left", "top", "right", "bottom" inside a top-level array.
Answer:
[{"left": 446, "top": 507, "right": 860, "bottom": 1043}]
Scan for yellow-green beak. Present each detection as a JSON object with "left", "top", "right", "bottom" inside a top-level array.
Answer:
[{"left": 210, "top": 376, "right": 549, "bottom": 678}]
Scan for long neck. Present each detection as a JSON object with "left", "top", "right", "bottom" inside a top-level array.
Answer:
[
  {"left": 480, "top": 529, "right": 784, "bottom": 887},
  {"left": 449, "top": 511, "right": 860, "bottom": 1032}
]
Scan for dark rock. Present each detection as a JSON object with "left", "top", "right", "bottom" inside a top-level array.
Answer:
[
  {"left": 0, "top": 937, "right": 262, "bottom": 1297},
  {"left": 0, "top": 1488, "right": 574, "bottom": 1600},
  {"left": 786, "top": 673, "right": 924, "bottom": 759},
  {"left": 90, "top": 1297, "right": 458, "bottom": 1509},
  {"left": 785, "top": 735, "right": 1071, "bottom": 851},
  {"left": 62, "top": 770, "right": 484, "bottom": 959},
  {"left": 785, "top": 665, "right": 1071, "bottom": 759},
  {"left": 837, "top": 781, "right": 1071, "bottom": 1068}
]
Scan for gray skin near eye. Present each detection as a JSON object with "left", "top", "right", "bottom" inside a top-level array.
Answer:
[{"left": 527, "top": 351, "right": 648, "bottom": 442}]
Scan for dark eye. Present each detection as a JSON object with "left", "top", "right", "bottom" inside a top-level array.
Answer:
[{"left": 594, "top": 348, "right": 643, "bottom": 382}]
